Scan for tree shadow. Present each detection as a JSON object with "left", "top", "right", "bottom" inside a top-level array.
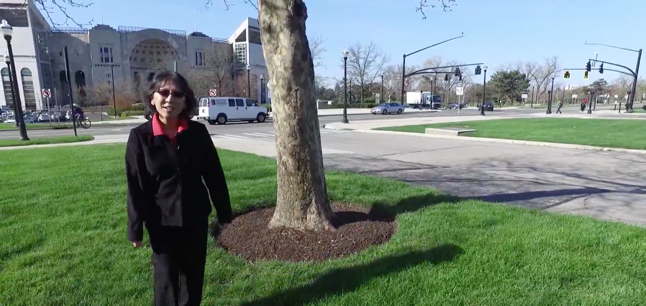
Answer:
[
  {"left": 240, "top": 244, "right": 464, "bottom": 306},
  {"left": 369, "top": 192, "right": 462, "bottom": 219}
]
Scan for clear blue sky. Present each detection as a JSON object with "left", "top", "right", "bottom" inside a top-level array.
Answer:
[{"left": 49, "top": 0, "right": 645, "bottom": 88}]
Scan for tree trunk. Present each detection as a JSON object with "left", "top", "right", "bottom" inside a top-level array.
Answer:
[{"left": 258, "top": 0, "right": 335, "bottom": 231}]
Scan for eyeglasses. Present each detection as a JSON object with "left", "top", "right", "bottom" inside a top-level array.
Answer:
[{"left": 156, "top": 89, "right": 185, "bottom": 98}]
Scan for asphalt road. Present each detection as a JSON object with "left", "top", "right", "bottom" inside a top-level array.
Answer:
[{"left": 0, "top": 107, "right": 540, "bottom": 140}]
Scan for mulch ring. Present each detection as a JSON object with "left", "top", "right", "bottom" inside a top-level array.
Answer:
[{"left": 215, "top": 203, "right": 397, "bottom": 262}]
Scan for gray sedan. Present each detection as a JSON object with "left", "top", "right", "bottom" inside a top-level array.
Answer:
[{"left": 371, "top": 103, "right": 404, "bottom": 115}]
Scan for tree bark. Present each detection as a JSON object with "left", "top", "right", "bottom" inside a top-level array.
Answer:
[{"left": 258, "top": 0, "right": 335, "bottom": 231}]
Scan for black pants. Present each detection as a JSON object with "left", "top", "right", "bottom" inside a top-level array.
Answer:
[
  {"left": 147, "top": 219, "right": 209, "bottom": 306},
  {"left": 556, "top": 107, "right": 562, "bottom": 114}
]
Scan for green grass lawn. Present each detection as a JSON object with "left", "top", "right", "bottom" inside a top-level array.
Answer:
[
  {"left": 0, "top": 135, "right": 93, "bottom": 147},
  {"left": 0, "top": 123, "right": 73, "bottom": 130},
  {"left": 2, "top": 146, "right": 646, "bottom": 305},
  {"left": 378, "top": 118, "right": 646, "bottom": 150}
]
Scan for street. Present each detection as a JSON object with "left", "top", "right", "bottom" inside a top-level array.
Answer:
[{"left": 0, "top": 107, "right": 542, "bottom": 140}]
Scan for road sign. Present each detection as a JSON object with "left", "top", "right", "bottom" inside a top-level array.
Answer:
[
  {"left": 375, "top": 93, "right": 381, "bottom": 104},
  {"left": 521, "top": 93, "right": 528, "bottom": 99},
  {"left": 456, "top": 87, "right": 464, "bottom": 96},
  {"left": 41, "top": 88, "right": 51, "bottom": 98},
  {"left": 572, "top": 94, "right": 578, "bottom": 99},
  {"left": 209, "top": 89, "right": 217, "bottom": 97}
]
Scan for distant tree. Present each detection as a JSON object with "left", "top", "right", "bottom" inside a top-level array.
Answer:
[
  {"left": 345, "top": 41, "right": 390, "bottom": 104},
  {"left": 587, "top": 78, "right": 608, "bottom": 96},
  {"left": 487, "top": 70, "right": 530, "bottom": 104},
  {"left": 519, "top": 56, "right": 560, "bottom": 104}
]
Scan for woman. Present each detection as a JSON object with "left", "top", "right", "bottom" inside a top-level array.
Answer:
[{"left": 125, "top": 70, "right": 232, "bottom": 306}]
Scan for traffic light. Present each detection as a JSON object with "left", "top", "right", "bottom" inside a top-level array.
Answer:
[
  {"left": 564, "top": 71, "right": 570, "bottom": 79},
  {"left": 584, "top": 71, "right": 589, "bottom": 79},
  {"left": 586, "top": 60, "right": 591, "bottom": 72},
  {"left": 454, "top": 67, "right": 461, "bottom": 77},
  {"left": 444, "top": 74, "right": 450, "bottom": 81},
  {"left": 475, "top": 65, "right": 482, "bottom": 75},
  {"left": 599, "top": 63, "right": 604, "bottom": 74}
]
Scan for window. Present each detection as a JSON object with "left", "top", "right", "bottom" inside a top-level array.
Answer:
[
  {"left": 234, "top": 43, "right": 247, "bottom": 64},
  {"left": 195, "top": 51, "right": 204, "bottom": 66},
  {"left": 215, "top": 99, "right": 227, "bottom": 106},
  {"left": 228, "top": 99, "right": 236, "bottom": 107},
  {"left": 147, "top": 73, "right": 155, "bottom": 82},
  {"left": 210, "top": 98, "right": 216, "bottom": 106},
  {"left": 100, "top": 47, "right": 113, "bottom": 63},
  {"left": 1, "top": 68, "right": 13, "bottom": 105},
  {"left": 235, "top": 99, "right": 244, "bottom": 107},
  {"left": 21, "top": 68, "right": 37, "bottom": 109},
  {"left": 246, "top": 99, "right": 255, "bottom": 107},
  {"left": 199, "top": 98, "right": 208, "bottom": 107}
]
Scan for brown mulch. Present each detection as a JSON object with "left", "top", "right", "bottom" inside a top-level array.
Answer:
[{"left": 215, "top": 203, "right": 397, "bottom": 262}]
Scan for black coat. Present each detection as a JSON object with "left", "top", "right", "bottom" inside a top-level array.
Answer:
[{"left": 125, "top": 120, "right": 232, "bottom": 242}]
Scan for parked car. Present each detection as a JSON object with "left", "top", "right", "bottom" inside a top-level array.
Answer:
[
  {"left": 198, "top": 97, "right": 268, "bottom": 125},
  {"left": 23, "top": 114, "right": 36, "bottom": 124},
  {"left": 481, "top": 101, "right": 495, "bottom": 111},
  {"left": 5, "top": 115, "right": 15, "bottom": 124},
  {"left": 447, "top": 103, "right": 467, "bottom": 110},
  {"left": 371, "top": 102, "right": 405, "bottom": 115},
  {"left": 38, "top": 113, "right": 51, "bottom": 122}
]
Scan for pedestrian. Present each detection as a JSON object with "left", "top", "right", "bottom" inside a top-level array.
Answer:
[
  {"left": 580, "top": 100, "right": 586, "bottom": 112},
  {"left": 125, "top": 70, "right": 232, "bottom": 306},
  {"left": 556, "top": 100, "right": 563, "bottom": 114}
]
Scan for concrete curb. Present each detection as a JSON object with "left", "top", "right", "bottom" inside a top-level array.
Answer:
[{"left": 323, "top": 125, "right": 646, "bottom": 155}]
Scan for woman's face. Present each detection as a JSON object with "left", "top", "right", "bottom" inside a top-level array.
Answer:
[{"left": 151, "top": 80, "right": 185, "bottom": 120}]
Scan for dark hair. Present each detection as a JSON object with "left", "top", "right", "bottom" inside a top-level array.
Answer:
[{"left": 144, "top": 70, "right": 197, "bottom": 120}]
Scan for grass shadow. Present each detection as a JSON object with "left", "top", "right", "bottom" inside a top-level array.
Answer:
[{"left": 240, "top": 244, "right": 464, "bottom": 306}]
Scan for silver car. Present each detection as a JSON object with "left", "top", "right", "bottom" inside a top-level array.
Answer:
[{"left": 371, "top": 103, "right": 404, "bottom": 115}]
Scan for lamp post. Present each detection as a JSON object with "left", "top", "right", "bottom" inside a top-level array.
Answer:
[
  {"left": 546, "top": 77, "right": 554, "bottom": 114},
  {"left": 246, "top": 64, "right": 251, "bottom": 98},
  {"left": 260, "top": 74, "right": 264, "bottom": 104},
  {"left": 480, "top": 65, "right": 488, "bottom": 116},
  {"left": 1, "top": 20, "right": 28, "bottom": 140},
  {"left": 400, "top": 33, "right": 465, "bottom": 103},
  {"left": 342, "top": 49, "right": 349, "bottom": 124},
  {"left": 4, "top": 54, "right": 17, "bottom": 127},
  {"left": 380, "top": 74, "right": 384, "bottom": 103},
  {"left": 587, "top": 91, "right": 593, "bottom": 114}
]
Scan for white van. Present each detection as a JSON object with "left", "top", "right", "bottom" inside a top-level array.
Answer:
[{"left": 198, "top": 97, "right": 269, "bottom": 125}]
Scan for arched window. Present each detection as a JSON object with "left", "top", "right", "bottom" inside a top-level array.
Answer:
[
  {"left": 1, "top": 68, "right": 13, "bottom": 105},
  {"left": 20, "top": 68, "right": 36, "bottom": 110},
  {"left": 74, "top": 71, "right": 86, "bottom": 87},
  {"left": 133, "top": 71, "right": 141, "bottom": 88},
  {"left": 147, "top": 72, "right": 155, "bottom": 82},
  {"left": 59, "top": 70, "right": 67, "bottom": 83}
]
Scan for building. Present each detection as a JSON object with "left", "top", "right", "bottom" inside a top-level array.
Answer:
[{"left": 0, "top": 0, "right": 270, "bottom": 111}]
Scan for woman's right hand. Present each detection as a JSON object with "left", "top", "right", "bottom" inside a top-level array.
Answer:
[{"left": 132, "top": 241, "right": 142, "bottom": 248}]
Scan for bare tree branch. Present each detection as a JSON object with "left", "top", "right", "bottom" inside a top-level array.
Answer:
[
  {"left": 32, "top": 0, "right": 94, "bottom": 28},
  {"left": 415, "top": 0, "right": 457, "bottom": 19},
  {"left": 309, "top": 35, "right": 326, "bottom": 69},
  {"left": 206, "top": 0, "right": 258, "bottom": 11}
]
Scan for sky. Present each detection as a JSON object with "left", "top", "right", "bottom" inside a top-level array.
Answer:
[{"left": 46, "top": 0, "right": 646, "bottom": 89}]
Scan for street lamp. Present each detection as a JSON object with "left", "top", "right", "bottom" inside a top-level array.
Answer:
[
  {"left": 1, "top": 19, "right": 28, "bottom": 140},
  {"left": 342, "top": 49, "right": 349, "bottom": 124},
  {"left": 260, "top": 74, "right": 264, "bottom": 104},
  {"left": 246, "top": 64, "right": 251, "bottom": 98},
  {"left": 546, "top": 77, "right": 554, "bottom": 114},
  {"left": 481, "top": 65, "right": 488, "bottom": 116},
  {"left": 380, "top": 74, "right": 384, "bottom": 103},
  {"left": 4, "top": 54, "right": 17, "bottom": 127}
]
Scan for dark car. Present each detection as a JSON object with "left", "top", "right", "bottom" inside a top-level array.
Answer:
[{"left": 481, "top": 101, "right": 495, "bottom": 111}]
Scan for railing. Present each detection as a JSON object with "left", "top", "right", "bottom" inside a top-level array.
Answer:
[
  {"left": 118, "top": 26, "right": 186, "bottom": 36},
  {"left": 211, "top": 37, "right": 228, "bottom": 44},
  {"left": 50, "top": 27, "right": 88, "bottom": 34}
]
